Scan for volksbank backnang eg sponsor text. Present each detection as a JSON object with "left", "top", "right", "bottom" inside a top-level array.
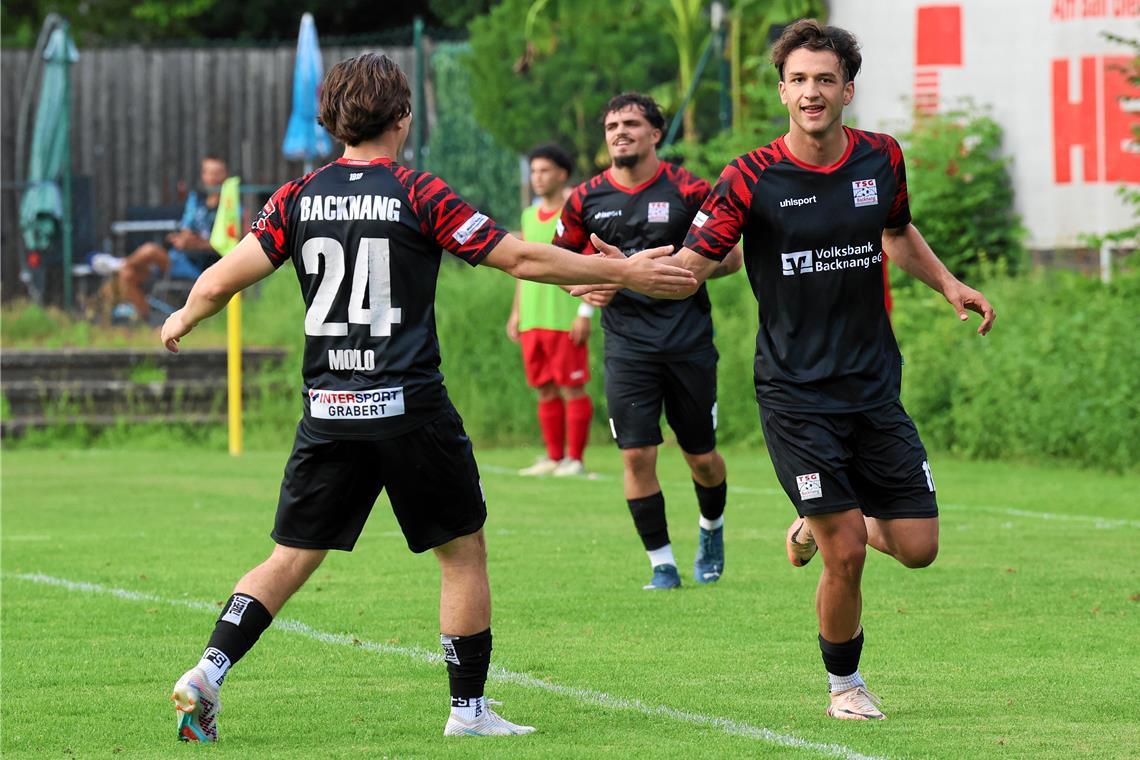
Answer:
[{"left": 780, "top": 241, "right": 881, "bottom": 276}]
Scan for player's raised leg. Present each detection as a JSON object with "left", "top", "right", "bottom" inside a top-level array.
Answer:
[
  {"left": 786, "top": 516, "right": 818, "bottom": 567},
  {"left": 864, "top": 516, "right": 938, "bottom": 568},
  {"left": 808, "top": 510, "right": 884, "bottom": 720},
  {"left": 172, "top": 545, "right": 326, "bottom": 742},
  {"left": 683, "top": 448, "right": 727, "bottom": 583},
  {"left": 437, "top": 530, "right": 535, "bottom": 737}
]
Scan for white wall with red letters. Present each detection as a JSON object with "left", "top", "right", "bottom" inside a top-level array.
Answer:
[{"left": 827, "top": 0, "right": 1139, "bottom": 248}]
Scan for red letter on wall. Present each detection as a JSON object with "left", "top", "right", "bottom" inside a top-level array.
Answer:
[
  {"left": 916, "top": 5, "right": 963, "bottom": 66},
  {"left": 1052, "top": 57, "right": 1100, "bottom": 183},
  {"left": 1103, "top": 55, "right": 1140, "bottom": 183}
]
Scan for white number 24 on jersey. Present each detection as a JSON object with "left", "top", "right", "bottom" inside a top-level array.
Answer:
[{"left": 301, "top": 236, "right": 402, "bottom": 337}]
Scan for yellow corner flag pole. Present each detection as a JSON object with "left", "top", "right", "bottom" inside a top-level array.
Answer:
[
  {"left": 227, "top": 293, "right": 243, "bottom": 456},
  {"left": 212, "top": 176, "right": 244, "bottom": 456}
]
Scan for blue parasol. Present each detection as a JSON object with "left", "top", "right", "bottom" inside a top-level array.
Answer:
[{"left": 282, "top": 13, "right": 333, "bottom": 171}]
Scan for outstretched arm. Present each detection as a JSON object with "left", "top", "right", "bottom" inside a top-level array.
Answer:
[
  {"left": 883, "top": 224, "right": 996, "bottom": 335},
  {"left": 702, "top": 243, "right": 743, "bottom": 280},
  {"left": 570, "top": 238, "right": 727, "bottom": 300},
  {"left": 481, "top": 233, "right": 696, "bottom": 297},
  {"left": 160, "top": 233, "right": 275, "bottom": 352}
]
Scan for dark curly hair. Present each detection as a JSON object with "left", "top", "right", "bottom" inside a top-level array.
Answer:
[
  {"left": 319, "top": 53, "right": 411, "bottom": 146},
  {"left": 771, "top": 19, "right": 862, "bottom": 83},
  {"left": 527, "top": 143, "right": 574, "bottom": 175},
  {"left": 600, "top": 92, "right": 666, "bottom": 133}
]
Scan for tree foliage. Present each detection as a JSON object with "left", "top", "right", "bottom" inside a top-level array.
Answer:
[
  {"left": 427, "top": 0, "right": 499, "bottom": 29},
  {"left": 465, "top": 0, "right": 675, "bottom": 176},
  {"left": 1, "top": 0, "right": 442, "bottom": 45}
]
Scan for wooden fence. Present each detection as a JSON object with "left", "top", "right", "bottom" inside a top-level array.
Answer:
[{"left": 0, "top": 43, "right": 421, "bottom": 301}]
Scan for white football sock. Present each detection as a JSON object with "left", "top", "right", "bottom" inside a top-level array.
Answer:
[
  {"left": 450, "top": 695, "right": 486, "bottom": 721},
  {"left": 828, "top": 669, "right": 866, "bottom": 693},
  {"left": 647, "top": 544, "right": 676, "bottom": 568},
  {"left": 196, "top": 647, "right": 231, "bottom": 689},
  {"left": 699, "top": 515, "right": 724, "bottom": 531}
]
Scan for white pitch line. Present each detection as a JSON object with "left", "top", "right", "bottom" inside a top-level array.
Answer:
[
  {"left": 478, "top": 463, "right": 783, "bottom": 496},
  {"left": 480, "top": 464, "right": 1137, "bottom": 528},
  {"left": 8, "top": 572, "right": 887, "bottom": 760},
  {"left": 942, "top": 504, "right": 1140, "bottom": 530}
]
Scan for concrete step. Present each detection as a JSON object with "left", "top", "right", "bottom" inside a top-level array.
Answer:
[
  {"left": 2, "top": 378, "right": 233, "bottom": 418},
  {"left": 0, "top": 347, "right": 291, "bottom": 438},
  {"left": 1, "top": 413, "right": 227, "bottom": 438},
  {"left": 0, "top": 347, "right": 287, "bottom": 383}
]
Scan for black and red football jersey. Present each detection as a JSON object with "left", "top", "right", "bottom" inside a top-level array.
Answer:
[
  {"left": 553, "top": 162, "right": 714, "bottom": 360},
  {"left": 685, "top": 127, "right": 910, "bottom": 413},
  {"left": 252, "top": 156, "right": 506, "bottom": 440}
]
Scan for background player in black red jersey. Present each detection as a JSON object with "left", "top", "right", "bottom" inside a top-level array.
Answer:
[
  {"left": 554, "top": 93, "right": 742, "bottom": 591},
  {"left": 159, "top": 54, "right": 696, "bottom": 744},
  {"left": 586, "top": 22, "right": 996, "bottom": 720}
]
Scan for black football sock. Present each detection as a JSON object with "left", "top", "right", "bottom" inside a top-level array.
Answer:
[
  {"left": 627, "top": 491, "right": 670, "bottom": 551},
  {"left": 693, "top": 478, "right": 727, "bottom": 523},
  {"left": 197, "top": 593, "right": 273, "bottom": 688},
  {"left": 442, "top": 628, "right": 492, "bottom": 718},
  {"left": 819, "top": 628, "right": 867, "bottom": 692}
]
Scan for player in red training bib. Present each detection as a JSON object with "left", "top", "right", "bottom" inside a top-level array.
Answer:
[{"left": 507, "top": 144, "right": 595, "bottom": 478}]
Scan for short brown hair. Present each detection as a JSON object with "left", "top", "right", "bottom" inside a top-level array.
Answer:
[
  {"left": 771, "top": 19, "right": 862, "bottom": 82},
  {"left": 319, "top": 53, "right": 411, "bottom": 146}
]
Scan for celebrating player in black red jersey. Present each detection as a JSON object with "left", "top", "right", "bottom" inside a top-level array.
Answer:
[
  {"left": 554, "top": 93, "right": 742, "bottom": 590},
  {"left": 160, "top": 54, "right": 695, "bottom": 744},
  {"left": 595, "top": 21, "right": 995, "bottom": 719}
]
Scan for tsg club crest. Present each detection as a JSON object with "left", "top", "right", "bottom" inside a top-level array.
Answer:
[
  {"left": 852, "top": 178, "right": 878, "bottom": 207},
  {"left": 647, "top": 201, "right": 670, "bottom": 223}
]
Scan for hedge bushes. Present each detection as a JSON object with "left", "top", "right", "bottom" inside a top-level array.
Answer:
[
  {"left": 8, "top": 259, "right": 1135, "bottom": 471},
  {"left": 435, "top": 262, "right": 1138, "bottom": 471},
  {"left": 893, "top": 267, "right": 1139, "bottom": 471}
]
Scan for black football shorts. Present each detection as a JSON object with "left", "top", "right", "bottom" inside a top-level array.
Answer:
[
  {"left": 604, "top": 350, "right": 718, "bottom": 454},
  {"left": 272, "top": 405, "right": 486, "bottom": 553},
  {"left": 760, "top": 400, "right": 938, "bottom": 519}
]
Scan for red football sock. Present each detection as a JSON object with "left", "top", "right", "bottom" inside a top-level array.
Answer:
[
  {"left": 565, "top": 395, "right": 593, "bottom": 462},
  {"left": 537, "top": 397, "right": 566, "bottom": 461}
]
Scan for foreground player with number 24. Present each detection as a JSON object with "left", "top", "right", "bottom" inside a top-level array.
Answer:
[
  {"left": 160, "top": 53, "right": 694, "bottom": 743},
  {"left": 581, "top": 20, "right": 995, "bottom": 721}
]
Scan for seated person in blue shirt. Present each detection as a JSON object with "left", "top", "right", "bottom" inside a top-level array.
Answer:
[{"left": 110, "top": 156, "right": 228, "bottom": 320}]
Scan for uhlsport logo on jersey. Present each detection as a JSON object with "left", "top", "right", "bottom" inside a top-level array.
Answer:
[
  {"left": 796, "top": 472, "right": 823, "bottom": 501},
  {"left": 308, "top": 386, "right": 406, "bottom": 420},
  {"left": 781, "top": 242, "right": 881, "bottom": 276},
  {"left": 781, "top": 250, "right": 814, "bottom": 275},
  {"left": 780, "top": 194, "right": 818, "bottom": 208},
  {"left": 852, "top": 178, "right": 878, "bottom": 207},
  {"left": 648, "top": 201, "right": 670, "bottom": 223}
]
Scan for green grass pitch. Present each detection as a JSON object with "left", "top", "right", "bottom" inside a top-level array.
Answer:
[{"left": 2, "top": 445, "right": 1137, "bottom": 758}]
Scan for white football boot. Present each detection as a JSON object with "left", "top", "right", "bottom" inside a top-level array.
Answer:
[
  {"left": 444, "top": 703, "right": 536, "bottom": 736},
  {"left": 171, "top": 667, "right": 221, "bottom": 742}
]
